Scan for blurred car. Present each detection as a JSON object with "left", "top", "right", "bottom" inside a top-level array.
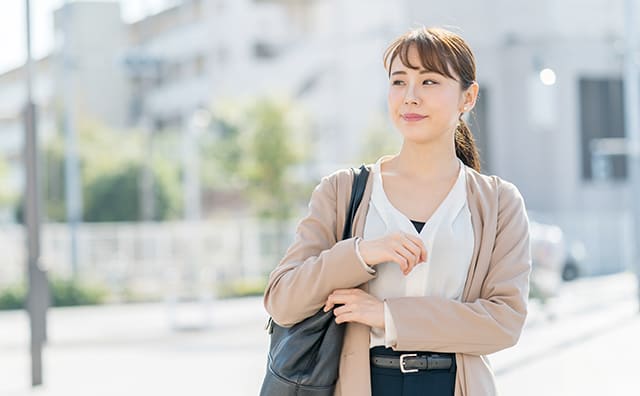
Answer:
[
  {"left": 529, "top": 220, "right": 565, "bottom": 300},
  {"left": 561, "top": 240, "right": 587, "bottom": 281},
  {"left": 528, "top": 219, "right": 588, "bottom": 301}
]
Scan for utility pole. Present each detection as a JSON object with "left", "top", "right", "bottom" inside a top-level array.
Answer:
[
  {"left": 24, "top": 0, "right": 50, "bottom": 386},
  {"left": 61, "top": 0, "right": 82, "bottom": 277},
  {"left": 624, "top": 0, "right": 640, "bottom": 313}
]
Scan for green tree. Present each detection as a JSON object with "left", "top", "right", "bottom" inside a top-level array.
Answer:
[
  {"left": 201, "top": 97, "right": 312, "bottom": 263},
  {"left": 200, "top": 110, "right": 245, "bottom": 191},
  {"left": 18, "top": 120, "right": 183, "bottom": 223},
  {"left": 83, "top": 160, "right": 180, "bottom": 222},
  {"left": 79, "top": 123, "right": 182, "bottom": 222},
  {"left": 43, "top": 139, "right": 67, "bottom": 221},
  {"left": 204, "top": 97, "right": 311, "bottom": 219},
  {"left": 244, "top": 98, "right": 305, "bottom": 219}
]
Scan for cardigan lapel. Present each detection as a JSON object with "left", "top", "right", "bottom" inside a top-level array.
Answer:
[{"left": 462, "top": 166, "right": 485, "bottom": 303}]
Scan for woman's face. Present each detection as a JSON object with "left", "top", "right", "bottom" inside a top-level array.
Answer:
[{"left": 387, "top": 45, "right": 472, "bottom": 146}]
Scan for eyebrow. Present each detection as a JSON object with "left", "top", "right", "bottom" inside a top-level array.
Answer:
[{"left": 390, "top": 70, "right": 436, "bottom": 76}]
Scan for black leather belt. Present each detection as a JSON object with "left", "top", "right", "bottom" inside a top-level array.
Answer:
[{"left": 371, "top": 353, "right": 453, "bottom": 373}]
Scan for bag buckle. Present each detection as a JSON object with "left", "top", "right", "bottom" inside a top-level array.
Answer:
[{"left": 399, "top": 353, "right": 418, "bottom": 373}]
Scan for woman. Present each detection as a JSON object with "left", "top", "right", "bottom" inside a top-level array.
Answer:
[{"left": 264, "top": 26, "right": 531, "bottom": 396}]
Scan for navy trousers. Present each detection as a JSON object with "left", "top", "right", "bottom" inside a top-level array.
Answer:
[{"left": 370, "top": 346, "right": 456, "bottom": 396}]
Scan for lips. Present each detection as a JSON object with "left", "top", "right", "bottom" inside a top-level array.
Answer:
[{"left": 401, "top": 113, "right": 427, "bottom": 121}]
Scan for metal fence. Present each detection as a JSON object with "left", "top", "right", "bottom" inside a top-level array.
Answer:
[
  {"left": 0, "top": 210, "right": 633, "bottom": 300},
  {"left": 0, "top": 219, "right": 297, "bottom": 301}
]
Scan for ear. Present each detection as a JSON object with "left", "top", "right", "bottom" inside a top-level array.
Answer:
[{"left": 460, "top": 82, "right": 479, "bottom": 113}]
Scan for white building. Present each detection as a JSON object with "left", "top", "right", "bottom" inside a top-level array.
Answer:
[
  {"left": 0, "top": 0, "right": 636, "bottom": 274},
  {"left": 0, "top": 1, "right": 131, "bottom": 206}
]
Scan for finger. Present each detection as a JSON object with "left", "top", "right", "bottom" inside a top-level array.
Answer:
[
  {"left": 397, "top": 245, "right": 420, "bottom": 272},
  {"left": 333, "top": 303, "right": 355, "bottom": 316},
  {"left": 335, "top": 311, "right": 358, "bottom": 325},
  {"left": 402, "top": 232, "right": 425, "bottom": 255},
  {"left": 326, "top": 293, "right": 355, "bottom": 308},
  {"left": 402, "top": 236, "right": 423, "bottom": 261},
  {"left": 392, "top": 253, "right": 409, "bottom": 273},
  {"left": 398, "top": 243, "right": 420, "bottom": 267},
  {"left": 404, "top": 233, "right": 428, "bottom": 262},
  {"left": 324, "top": 292, "right": 340, "bottom": 312}
]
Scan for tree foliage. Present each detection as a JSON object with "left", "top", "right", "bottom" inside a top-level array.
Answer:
[
  {"left": 203, "top": 97, "right": 311, "bottom": 219},
  {"left": 20, "top": 120, "right": 182, "bottom": 222}
]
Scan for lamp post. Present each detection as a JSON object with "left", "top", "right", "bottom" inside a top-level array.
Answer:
[
  {"left": 183, "top": 109, "right": 209, "bottom": 221},
  {"left": 24, "top": 0, "right": 50, "bottom": 386},
  {"left": 122, "top": 53, "right": 162, "bottom": 222},
  {"left": 61, "top": 0, "right": 82, "bottom": 278}
]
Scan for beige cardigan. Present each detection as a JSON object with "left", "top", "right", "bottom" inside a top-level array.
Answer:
[{"left": 264, "top": 164, "right": 531, "bottom": 396}]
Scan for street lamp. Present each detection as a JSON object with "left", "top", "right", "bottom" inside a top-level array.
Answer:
[
  {"left": 121, "top": 51, "right": 164, "bottom": 221},
  {"left": 163, "top": 108, "right": 213, "bottom": 332},
  {"left": 539, "top": 68, "right": 557, "bottom": 86}
]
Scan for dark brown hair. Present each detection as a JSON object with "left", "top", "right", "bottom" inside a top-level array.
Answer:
[{"left": 383, "top": 27, "right": 481, "bottom": 172}]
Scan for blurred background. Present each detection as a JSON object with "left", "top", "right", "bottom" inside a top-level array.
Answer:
[{"left": 1, "top": 0, "right": 639, "bottom": 395}]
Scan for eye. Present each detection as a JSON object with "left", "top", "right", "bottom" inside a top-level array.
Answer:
[
  {"left": 391, "top": 80, "right": 405, "bottom": 86},
  {"left": 423, "top": 79, "right": 438, "bottom": 85}
]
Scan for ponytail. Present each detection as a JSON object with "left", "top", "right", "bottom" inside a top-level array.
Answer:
[{"left": 455, "top": 118, "right": 481, "bottom": 172}]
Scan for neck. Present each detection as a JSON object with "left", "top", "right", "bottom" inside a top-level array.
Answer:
[{"left": 384, "top": 140, "right": 460, "bottom": 181}]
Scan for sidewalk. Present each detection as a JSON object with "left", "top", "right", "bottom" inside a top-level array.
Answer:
[
  {"left": 0, "top": 272, "right": 638, "bottom": 395},
  {"left": 498, "top": 311, "right": 640, "bottom": 395},
  {"left": 0, "top": 298, "right": 271, "bottom": 396}
]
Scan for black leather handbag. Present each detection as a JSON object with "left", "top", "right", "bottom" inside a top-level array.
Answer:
[{"left": 260, "top": 165, "right": 370, "bottom": 396}]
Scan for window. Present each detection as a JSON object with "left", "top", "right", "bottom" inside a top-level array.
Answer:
[
  {"left": 579, "top": 78, "right": 626, "bottom": 181},
  {"left": 254, "top": 41, "right": 278, "bottom": 59}
]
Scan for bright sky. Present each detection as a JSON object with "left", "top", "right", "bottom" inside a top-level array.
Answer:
[{"left": 0, "top": 0, "right": 174, "bottom": 74}]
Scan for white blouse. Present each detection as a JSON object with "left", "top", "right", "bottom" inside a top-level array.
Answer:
[{"left": 357, "top": 157, "right": 474, "bottom": 348}]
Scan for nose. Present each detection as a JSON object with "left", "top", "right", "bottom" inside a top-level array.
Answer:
[{"left": 404, "top": 85, "right": 420, "bottom": 105}]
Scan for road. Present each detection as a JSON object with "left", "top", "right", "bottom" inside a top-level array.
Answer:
[{"left": 0, "top": 272, "right": 638, "bottom": 395}]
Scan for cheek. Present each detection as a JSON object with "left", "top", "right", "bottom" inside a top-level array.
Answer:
[
  {"left": 434, "top": 91, "right": 463, "bottom": 114},
  {"left": 387, "top": 90, "right": 403, "bottom": 111}
]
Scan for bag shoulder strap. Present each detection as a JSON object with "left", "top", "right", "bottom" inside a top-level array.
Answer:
[
  {"left": 265, "top": 164, "right": 370, "bottom": 333},
  {"left": 341, "top": 164, "right": 370, "bottom": 240}
]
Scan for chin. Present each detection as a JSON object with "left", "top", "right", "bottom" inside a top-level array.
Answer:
[{"left": 397, "top": 128, "right": 447, "bottom": 146}]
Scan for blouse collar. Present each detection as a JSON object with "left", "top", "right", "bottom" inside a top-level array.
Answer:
[{"left": 369, "top": 156, "right": 468, "bottom": 237}]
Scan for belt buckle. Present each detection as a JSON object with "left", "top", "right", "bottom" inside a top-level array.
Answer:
[{"left": 399, "top": 353, "right": 418, "bottom": 374}]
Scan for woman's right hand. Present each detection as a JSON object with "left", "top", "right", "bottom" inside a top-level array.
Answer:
[{"left": 358, "top": 232, "right": 427, "bottom": 276}]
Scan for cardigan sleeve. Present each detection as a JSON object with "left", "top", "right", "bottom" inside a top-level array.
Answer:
[
  {"left": 385, "top": 180, "right": 531, "bottom": 355},
  {"left": 263, "top": 171, "right": 377, "bottom": 328}
]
